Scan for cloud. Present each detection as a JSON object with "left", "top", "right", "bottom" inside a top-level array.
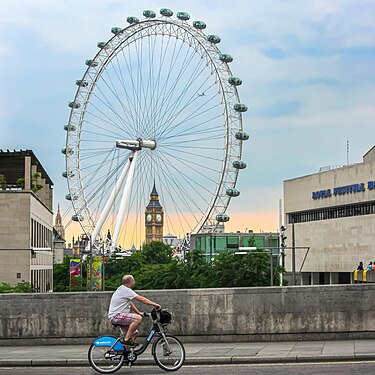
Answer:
[{"left": 1, "top": 0, "right": 375, "bottom": 238}]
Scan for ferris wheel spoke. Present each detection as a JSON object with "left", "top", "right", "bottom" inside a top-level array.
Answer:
[
  {"left": 151, "top": 40, "right": 199, "bottom": 133},
  {"left": 161, "top": 118, "right": 223, "bottom": 141},
  {"left": 83, "top": 110, "right": 131, "bottom": 138},
  {"left": 159, "top": 96, "right": 222, "bottom": 140},
  {"left": 146, "top": 33, "right": 183, "bottom": 137},
  {"left": 160, "top": 148, "right": 221, "bottom": 183},
  {"left": 100, "top": 60, "right": 140, "bottom": 133},
  {"left": 91, "top": 85, "right": 135, "bottom": 137},
  {"left": 162, "top": 145, "right": 222, "bottom": 163},
  {"left": 82, "top": 127, "right": 125, "bottom": 140},
  {"left": 154, "top": 149, "right": 215, "bottom": 200},
  {"left": 85, "top": 100, "right": 130, "bottom": 136},
  {"left": 153, "top": 153, "right": 202, "bottom": 230},
  {"left": 155, "top": 62, "right": 215, "bottom": 138}
]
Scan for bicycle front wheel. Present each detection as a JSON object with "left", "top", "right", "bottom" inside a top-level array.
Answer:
[
  {"left": 152, "top": 335, "right": 185, "bottom": 371},
  {"left": 88, "top": 343, "right": 124, "bottom": 374}
]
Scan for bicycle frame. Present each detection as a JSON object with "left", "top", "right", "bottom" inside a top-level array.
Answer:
[{"left": 97, "top": 317, "right": 171, "bottom": 359}]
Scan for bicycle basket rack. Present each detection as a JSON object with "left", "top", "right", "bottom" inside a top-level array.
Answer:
[{"left": 152, "top": 308, "right": 172, "bottom": 326}]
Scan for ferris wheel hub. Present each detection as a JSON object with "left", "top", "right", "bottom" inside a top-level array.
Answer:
[{"left": 116, "top": 139, "right": 156, "bottom": 151}]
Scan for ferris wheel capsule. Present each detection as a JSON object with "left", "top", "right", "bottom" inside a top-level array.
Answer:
[
  {"left": 127, "top": 16, "right": 139, "bottom": 24},
  {"left": 235, "top": 131, "right": 249, "bottom": 141},
  {"left": 177, "top": 12, "right": 190, "bottom": 20},
  {"left": 143, "top": 10, "right": 156, "bottom": 18},
  {"left": 76, "top": 80, "right": 88, "bottom": 87},
  {"left": 160, "top": 8, "right": 173, "bottom": 17},
  {"left": 233, "top": 160, "right": 247, "bottom": 169},
  {"left": 226, "top": 188, "right": 240, "bottom": 197},
  {"left": 219, "top": 53, "right": 233, "bottom": 63},
  {"left": 72, "top": 214, "right": 84, "bottom": 222},
  {"left": 207, "top": 35, "right": 221, "bottom": 44},
  {"left": 193, "top": 21, "right": 206, "bottom": 30},
  {"left": 216, "top": 214, "right": 230, "bottom": 222},
  {"left": 65, "top": 193, "right": 78, "bottom": 201},
  {"left": 85, "top": 59, "right": 98, "bottom": 67},
  {"left": 234, "top": 103, "right": 248, "bottom": 112},
  {"left": 68, "top": 101, "right": 80, "bottom": 109},
  {"left": 229, "top": 77, "right": 242, "bottom": 86},
  {"left": 111, "top": 27, "right": 122, "bottom": 35},
  {"left": 64, "top": 124, "right": 76, "bottom": 131},
  {"left": 97, "top": 42, "right": 109, "bottom": 49}
]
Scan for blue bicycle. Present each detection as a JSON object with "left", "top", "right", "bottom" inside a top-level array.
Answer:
[{"left": 88, "top": 308, "right": 185, "bottom": 373}]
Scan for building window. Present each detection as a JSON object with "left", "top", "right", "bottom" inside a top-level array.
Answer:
[
  {"left": 288, "top": 200, "right": 375, "bottom": 224},
  {"left": 16, "top": 273, "right": 21, "bottom": 279}
]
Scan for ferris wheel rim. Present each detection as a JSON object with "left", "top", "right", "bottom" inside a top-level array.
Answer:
[{"left": 64, "top": 11, "right": 246, "bottom": 244}]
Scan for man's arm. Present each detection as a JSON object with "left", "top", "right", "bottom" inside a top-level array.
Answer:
[
  {"left": 129, "top": 302, "right": 143, "bottom": 315},
  {"left": 133, "top": 295, "right": 160, "bottom": 309}
]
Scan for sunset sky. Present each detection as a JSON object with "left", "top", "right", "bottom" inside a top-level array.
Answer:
[{"left": 1, "top": 1, "right": 375, "bottom": 244}]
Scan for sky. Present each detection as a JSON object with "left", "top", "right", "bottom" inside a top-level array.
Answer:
[{"left": 1, "top": 0, "right": 375, "bottom": 242}]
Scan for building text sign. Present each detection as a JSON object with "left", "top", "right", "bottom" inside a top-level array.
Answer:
[{"left": 312, "top": 181, "right": 375, "bottom": 200}]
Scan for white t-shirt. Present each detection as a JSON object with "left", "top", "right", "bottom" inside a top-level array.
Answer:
[{"left": 108, "top": 285, "right": 138, "bottom": 319}]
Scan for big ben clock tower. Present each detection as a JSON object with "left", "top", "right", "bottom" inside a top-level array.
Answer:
[{"left": 145, "top": 183, "right": 164, "bottom": 244}]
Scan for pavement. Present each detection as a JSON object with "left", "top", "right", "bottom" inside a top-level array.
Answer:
[{"left": 1, "top": 339, "right": 375, "bottom": 367}]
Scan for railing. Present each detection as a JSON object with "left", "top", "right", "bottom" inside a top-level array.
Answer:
[{"left": 354, "top": 270, "right": 375, "bottom": 283}]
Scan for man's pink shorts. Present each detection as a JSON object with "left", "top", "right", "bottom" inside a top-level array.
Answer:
[{"left": 109, "top": 313, "right": 137, "bottom": 330}]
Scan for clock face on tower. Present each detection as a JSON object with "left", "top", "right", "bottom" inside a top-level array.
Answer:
[
  {"left": 156, "top": 214, "right": 162, "bottom": 222},
  {"left": 146, "top": 214, "right": 152, "bottom": 222}
]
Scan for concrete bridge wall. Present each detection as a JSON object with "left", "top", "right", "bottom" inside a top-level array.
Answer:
[{"left": 1, "top": 284, "right": 374, "bottom": 345}]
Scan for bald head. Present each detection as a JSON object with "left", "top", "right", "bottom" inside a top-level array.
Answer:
[{"left": 122, "top": 274, "right": 135, "bottom": 287}]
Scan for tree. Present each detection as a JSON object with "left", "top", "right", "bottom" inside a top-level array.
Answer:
[
  {"left": 0, "top": 282, "right": 37, "bottom": 293},
  {"left": 141, "top": 241, "right": 173, "bottom": 264},
  {"left": 53, "top": 256, "right": 70, "bottom": 292},
  {"left": 0, "top": 174, "right": 6, "bottom": 190},
  {"left": 208, "top": 250, "right": 279, "bottom": 288},
  {"left": 16, "top": 172, "right": 43, "bottom": 193}
]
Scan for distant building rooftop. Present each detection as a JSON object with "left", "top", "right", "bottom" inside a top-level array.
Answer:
[{"left": 0, "top": 149, "right": 53, "bottom": 186}]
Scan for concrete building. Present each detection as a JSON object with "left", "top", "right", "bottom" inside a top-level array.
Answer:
[
  {"left": 0, "top": 150, "right": 54, "bottom": 291},
  {"left": 283, "top": 145, "right": 375, "bottom": 285}
]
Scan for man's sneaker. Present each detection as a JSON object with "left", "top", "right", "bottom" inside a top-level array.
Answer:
[{"left": 122, "top": 339, "right": 139, "bottom": 347}]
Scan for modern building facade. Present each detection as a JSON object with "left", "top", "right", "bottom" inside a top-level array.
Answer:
[
  {"left": 191, "top": 231, "right": 279, "bottom": 261},
  {"left": 283, "top": 145, "right": 375, "bottom": 285},
  {"left": 0, "top": 150, "right": 54, "bottom": 291}
]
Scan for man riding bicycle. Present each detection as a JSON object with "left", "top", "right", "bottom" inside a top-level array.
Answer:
[{"left": 108, "top": 274, "right": 160, "bottom": 347}]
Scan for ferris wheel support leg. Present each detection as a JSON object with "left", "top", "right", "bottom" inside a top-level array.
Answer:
[
  {"left": 91, "top": 155, "right": 132, "bottom": 244},
  {"left": 112, "top": 150, "right": 138, "bottom": 248}
]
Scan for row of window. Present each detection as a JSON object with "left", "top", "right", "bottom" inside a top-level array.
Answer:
[
  {"left": 31, "top": 269, "right": 52, "bottom": 292},
  {"left": 31, "top": 218, "right": 52, "bottom": 248},
  {"left": 195, "top": 235, "right": 279, "bottom": 252},
  {"left": 288, "top": 201, "right": 375, "bottom": 224}
]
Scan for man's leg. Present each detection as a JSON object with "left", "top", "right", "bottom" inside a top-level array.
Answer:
[{"left": 125, "top": 315, "right": 142, "bottom": 341}]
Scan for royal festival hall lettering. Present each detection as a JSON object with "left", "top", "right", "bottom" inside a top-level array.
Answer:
[{"left": 312, "top": 181, "right": 374, "bottom": 200}]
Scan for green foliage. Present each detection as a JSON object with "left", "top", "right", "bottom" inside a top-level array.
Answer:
[
  {"left": 209, "top": 251, "right": 271, "bottom": 287},
  {"left": 16, "top": 172, "right": 43, "bottom": 193},
  {"left": 0, "top": 282, "right": 14, "bottom": 293},
  {"left": 0, "top": 174, "right": 6, "bottom": 189},
  {"left": 141, "top": 241, "right": 173, "bottom": 264},
  {"left": 53, "top": 256, "right": 71, "bottom": 292},
  {"left": 0, "top": 282, "right": 37, "bottom": 293},
  {"left": 53, "top": 241, "right": 285, "bottom": 292}
]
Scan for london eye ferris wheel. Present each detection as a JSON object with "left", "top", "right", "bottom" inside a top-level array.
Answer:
[{"left": 62, "top": 8, "right": 249, "bottom": 251}]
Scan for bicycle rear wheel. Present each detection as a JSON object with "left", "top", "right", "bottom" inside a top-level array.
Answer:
[
  {"left": 152, "top": 335, "right": 185, "bottom": 371},
  {"left": 88, "top": 343, "right": 124, "bottom": 373}
]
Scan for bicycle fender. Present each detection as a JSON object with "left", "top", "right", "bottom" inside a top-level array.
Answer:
[{"left": 93, "top": 335, "right": 124, "bottom": 351}]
